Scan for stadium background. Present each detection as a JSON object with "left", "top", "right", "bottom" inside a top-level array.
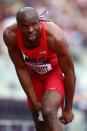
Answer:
[{"left": 0, "top": 0, "right": 87, "bottom": 130}]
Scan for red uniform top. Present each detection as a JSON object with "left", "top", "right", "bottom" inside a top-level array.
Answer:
[{"left": 17, "top": 21, "right": 62, "bottom": 75}]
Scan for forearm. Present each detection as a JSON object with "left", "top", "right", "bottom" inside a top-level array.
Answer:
[
  {"left": 64, "top": 71, "right": 76, "bottom": 110},
  {"left": 16, "top": 67, "right": 38, "bottom": 107}
]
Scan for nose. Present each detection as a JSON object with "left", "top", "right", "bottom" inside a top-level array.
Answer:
[{"left": 28, "top": 26, "right": 33, "bottom": 32}]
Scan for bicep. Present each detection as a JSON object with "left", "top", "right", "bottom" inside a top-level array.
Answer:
[
  {"left": 58, "top": 54, "right": 74, "bottom": 75},
  {"left": 55, "top": 35, "right": 74, "bottom": 74}
]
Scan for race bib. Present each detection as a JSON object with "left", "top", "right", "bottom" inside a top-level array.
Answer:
[
  {"left": 22, "top": 53, "right": 52, "bottom": 74},
  {"left": 26, "top": 61, "right": 52, "bottom": 74}
]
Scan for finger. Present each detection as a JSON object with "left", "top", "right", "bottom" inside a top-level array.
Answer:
[
  {"left": 67, "top": 120, "right": 72, "bottom": 124},
  {"left": 59, "top": 116, "right": 64, "bottom": 120},
  {"left": 60, "top": 120, "right": 65, "bottom": 124},
  {"left": 64, "top": 120, "right": 73, "bottom": 125},
  {"left": 60, "top": 118, "right": 72, "bottom": 125},
  {"left": 59, "top": 119, "right": 66, "bottom": 124}
]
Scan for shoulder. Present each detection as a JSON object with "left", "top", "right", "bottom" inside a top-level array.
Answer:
[
  {"left": 3, "top": 23, "right": 18, "bottom": 49},
  {"left": 44, "top": 22, "right": 67, "bottom": 53},
  {"left": 44, "top": 21, "right": 64, "bottom": 40}
]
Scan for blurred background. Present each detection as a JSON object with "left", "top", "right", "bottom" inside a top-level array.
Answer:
[{"left": 0, "top": 0, "right": 87, "bottom": 131}]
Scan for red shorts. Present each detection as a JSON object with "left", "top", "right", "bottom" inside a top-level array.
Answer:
[{"left": 27, "top": 68, "right": 65, "bottom": 110}]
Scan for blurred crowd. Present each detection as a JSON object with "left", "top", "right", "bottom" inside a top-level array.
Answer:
[
  {"left": 0, "top": 0, "right": 87, "bottom": 106},
  {"left": 0, "top": 0, "right": 87, "bottom": 130}
]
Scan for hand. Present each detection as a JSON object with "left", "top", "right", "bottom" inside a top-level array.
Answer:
[
  {"left": 34, "top": 102, "right": 42, "bottom": 111},
  {"left": 59, "top": 109, "right": 74, "bottom": 125}
]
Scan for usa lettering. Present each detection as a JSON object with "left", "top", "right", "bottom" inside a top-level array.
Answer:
[
  {"left": 25, "top": 56, "right": 45, "bottom": 63},
  {"left": 24, "top": 55, "right": 52, "bottom": 74}
]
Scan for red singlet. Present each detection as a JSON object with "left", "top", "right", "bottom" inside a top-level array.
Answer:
[{"left": 17, "top": 21, "right": 65, "bottom": 110}]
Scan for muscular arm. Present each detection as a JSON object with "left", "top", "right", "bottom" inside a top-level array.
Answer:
[
  {"left": 47, "top": 23, "right": 76, "bottom": 111},
  {"left": 57, "top": 41, "right": 76, "bottom": 111},
  {"left": 3, "top": 27, "right": 40, "bottom": 109}
]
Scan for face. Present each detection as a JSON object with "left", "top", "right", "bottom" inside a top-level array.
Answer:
[{"left": 19, "top": 19, "right": 41, "bottom": 43}]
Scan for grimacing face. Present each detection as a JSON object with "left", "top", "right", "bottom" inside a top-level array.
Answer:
[{"left": 19, "top": 19, "right": 41, "bottom": 43}]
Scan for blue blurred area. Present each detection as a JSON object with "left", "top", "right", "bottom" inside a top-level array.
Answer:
[{"left": 0, "top": 0, "right": 87, "bottom": 131}]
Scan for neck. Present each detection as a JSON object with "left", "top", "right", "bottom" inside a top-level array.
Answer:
[{"left": 23, "top": 36, "right": 41, "bottom": 50}]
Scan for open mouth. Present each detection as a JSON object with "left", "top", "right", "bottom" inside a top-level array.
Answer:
[
  {"left": 27, "top": 33, "right": 36, "bottom": 40},
  {"left": 28, "top": 35, "right": 36, "bottom": 40}
]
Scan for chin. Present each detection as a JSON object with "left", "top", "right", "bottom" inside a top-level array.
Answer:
[{"left": 28, "top": 38, "right": 37, "bottom": 43}]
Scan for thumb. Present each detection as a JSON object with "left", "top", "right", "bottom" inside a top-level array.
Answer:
[
  {"left": 59, "top": 115, "right": 64, "bottom": 120},
  {"left": 59, "top": 117, "right": 66, "bottom": 124},
  {"left": 59, "top": 115, "right": 66, "bottom": 124}
]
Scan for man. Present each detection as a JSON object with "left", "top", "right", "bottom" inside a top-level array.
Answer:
[{"left": 3, "top": 7, "right": 76, "bottom": 131}]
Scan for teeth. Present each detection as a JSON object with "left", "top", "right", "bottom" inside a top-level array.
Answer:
[{"left": 29, "top": 35, "right": 34, "bottom": 37}]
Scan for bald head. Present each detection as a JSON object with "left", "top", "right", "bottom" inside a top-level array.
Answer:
[
  {"left": 16, "top": 7, "right": 39, "bottom": 24},
  {"left": 16, "top": 7, "right": 41, "bottom": 43}
]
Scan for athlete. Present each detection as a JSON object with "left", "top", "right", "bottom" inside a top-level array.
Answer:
[{"left": 3, "top": 7, "right": 76, "bottom": 131}]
